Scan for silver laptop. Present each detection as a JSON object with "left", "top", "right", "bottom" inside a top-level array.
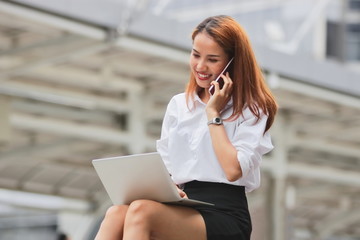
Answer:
[{"left": 92, "top": 152, "right": 214, "bottom": 206}]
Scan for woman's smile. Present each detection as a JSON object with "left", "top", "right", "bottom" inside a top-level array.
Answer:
[{"left": 196, "top": 71, "right": 212, "bottom": 81}]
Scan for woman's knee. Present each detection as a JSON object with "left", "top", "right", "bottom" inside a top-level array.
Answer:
[
  {"left": 104, "top": 205, "right": 128, "bottom": 222},
  {"left": 126, "top": 200, "right": 159, "bottom": 223}
]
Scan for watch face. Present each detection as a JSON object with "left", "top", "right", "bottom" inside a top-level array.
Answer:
[{"left": 207, "top": 117, "right": 223, "bottom": 125}]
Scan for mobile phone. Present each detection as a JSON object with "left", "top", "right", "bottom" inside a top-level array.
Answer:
[{"left": 209, "top": 57, "right": 234, "bottom": 95}]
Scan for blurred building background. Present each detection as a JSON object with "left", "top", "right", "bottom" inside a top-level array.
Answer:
[{"left": 0, "top": 0, "right": 359, "bottom": 239}]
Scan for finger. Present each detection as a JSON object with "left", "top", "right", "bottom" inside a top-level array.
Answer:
[
  {"left": 180, "top": 190, "right": 188, "bottom": 199},
  {"left": 218, "top": 74, "right": 230, "bottom": 95},
  {"left": 211, "top": 80, "right": 221, "bottom": 94},
  {"left": 221, "top": 73, "right": 232, "bottom": 87},
  {"left": 225, "top": 72, "right": 233, "bottom": 84},
  {"left": 180, "top": 190, "right": 188, "bottom": 198},
  {"left": 221, "top": 73, "right": 233, "bottom": 94},
  {"left": 177, "top": 188, "right": 185, "bottom": 197}
]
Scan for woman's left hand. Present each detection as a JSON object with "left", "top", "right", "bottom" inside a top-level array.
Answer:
[
  {"left": 206, "top": 72, "right": 233, "bottom": 117},
  {"left": 177, "top": 186, "right": 188, "bottom": 199}
]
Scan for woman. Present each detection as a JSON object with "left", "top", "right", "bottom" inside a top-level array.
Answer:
[{"left": 95, "top": 15, "right": 277, "bottom": 240}]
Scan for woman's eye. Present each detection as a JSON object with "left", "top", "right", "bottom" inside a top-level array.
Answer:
[
  {"left": 192, "top": 53, "right": 200, "bottom": 58},
  {"left": 209, "top": 59, "right": 218, "bottom": 63}
]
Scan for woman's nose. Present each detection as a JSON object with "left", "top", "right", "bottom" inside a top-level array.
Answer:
[{"left": 196, "top": 59, "right": 207, "bottom": 71}]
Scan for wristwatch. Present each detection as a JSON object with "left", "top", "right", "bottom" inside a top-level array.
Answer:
[{"left": 207, "top": 117, "right": 223, "bottom": 125}]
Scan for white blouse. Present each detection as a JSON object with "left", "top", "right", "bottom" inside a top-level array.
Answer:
[{"left": 156, "top": 93, "right": 273, "bottom": 192}]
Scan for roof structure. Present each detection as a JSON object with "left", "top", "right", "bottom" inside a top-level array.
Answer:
[{"left": 0, "top": 0, "right": 359, "bottom": 239}]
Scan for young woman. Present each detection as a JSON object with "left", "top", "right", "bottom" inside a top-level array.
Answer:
[{"left": 95, "top": 15, "right": 277, "bottom": 240}]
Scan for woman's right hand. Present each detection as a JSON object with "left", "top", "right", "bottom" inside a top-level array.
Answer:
[{"left": 206, "top": 72, "right": 233, "bottom": 117}]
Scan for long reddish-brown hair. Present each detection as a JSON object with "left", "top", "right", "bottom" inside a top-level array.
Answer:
[{"left": 186, "top": 15, "right": 277, "bottom": 132}]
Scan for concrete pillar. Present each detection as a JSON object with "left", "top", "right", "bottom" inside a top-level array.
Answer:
[
  {"left": 266, "top": 112, "right": 290, "bottom": 240},
  {"left": 127, "top": 88, "right": 147, "bottom": 154},
  {"left": 0, "top": 96, "right": 11, "bottom": 144}
]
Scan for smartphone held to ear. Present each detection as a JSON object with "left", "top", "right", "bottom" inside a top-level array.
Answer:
[{"left": 209, "top": 58, "right": 234, "bottom": 95}]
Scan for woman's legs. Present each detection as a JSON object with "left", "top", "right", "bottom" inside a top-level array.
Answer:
[
  {"left": 95, "top": 200, "right": 206, "bottom": 240},
  {"left": 95, "top": 205, "right": 129, "bottom": 240}
]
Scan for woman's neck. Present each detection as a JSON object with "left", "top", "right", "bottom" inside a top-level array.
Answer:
[{"left": 198, "top": 89, "right": 210, "bottom": 103}]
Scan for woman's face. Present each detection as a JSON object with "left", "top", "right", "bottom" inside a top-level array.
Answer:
[{"left": 190, "top": 32, "right": 229, "bottom": 91}]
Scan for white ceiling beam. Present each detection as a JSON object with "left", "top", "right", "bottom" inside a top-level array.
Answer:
[
  {"left": 294, "top": 184, "right": 339, "bottom": 201},
  {"left": 116, "top": 36, "right": 189, "bottom": 64},
  {"left": 0, "top": 214, "right": 57, "bottom": 229},
  {"left": 0, "top": 188, "right": 93, "bottom": 212},
  {"left": 262, "top": 161, "right": 360, "bottom": 187},
  {"left": 10, "top": 113, "right": 128, "bottom": 145},
  {"left": 0, "top": 34, "right": 81, "bottom": 56},
  {"left": 0, "top": 138, "right": 100, "bottom": 165},
  {"left": 290, "top": 135, "right": 360, "bottom": 159},
  {"left": 12, "top": 100, "right": 114, "bottom": 125},
  {"left": 12, "top": 99, "right": 165, "bottom": 128},
  {"left": 268, "top": 74, "right": 360, "bottom": 110},
  {"left": 98, "top": 57, "right": 189, "bottom": 84},
  {"left": 112, "top": 60, "right": 188, "bottom": 84},
  {"left": 0, "top": 41, "right": 110, "bottom": 79},
  {"left": 27, "top": 66, "right": 144, "bottom": 93},
  {"left": 10, "top": 113, "right": 156, "bottom": 149},
  {"left": 0, "top": 81, "right": 130, "bottom": 112}
]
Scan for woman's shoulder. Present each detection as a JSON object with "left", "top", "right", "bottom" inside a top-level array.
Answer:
[
  {"left": 168, "top": 92, "right": 186, "bottom": 105},
  {"left": 171, "top": 92, "right": 186, "bottom": 100},
  {"left": 165, "top": 92, "right": 186, "bottom": 111}
]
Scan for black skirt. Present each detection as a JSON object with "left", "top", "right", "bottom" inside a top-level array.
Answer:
[{"left": 184, "top": 181, "right": 252, "bottom": 240}]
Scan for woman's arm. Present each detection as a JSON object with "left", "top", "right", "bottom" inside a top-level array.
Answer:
[
  {"left": 206, "top": 73, "right": 242, "bottom": 182},
  {"left": 207, "top": 112, "right": 242, "bottom": 182}
]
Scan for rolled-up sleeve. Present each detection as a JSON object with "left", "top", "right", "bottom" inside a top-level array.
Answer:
[{"left": 232, "top": 108, "right": 274, "bottom": 179}]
